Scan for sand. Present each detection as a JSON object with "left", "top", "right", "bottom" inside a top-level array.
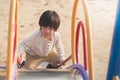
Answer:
[{"left": 0, "top": 0, "right": 118, "bottom": 80}]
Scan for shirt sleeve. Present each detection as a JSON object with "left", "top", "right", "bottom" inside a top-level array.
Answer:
[
  {"left": 17, "top": 31, "right": 35, "bottom": 57},
  {"left": 54, "top": 32, "right": 65, "bottom": 60},
  {"left": 17, "top": 41, "right": 27, "bottom": 56}
]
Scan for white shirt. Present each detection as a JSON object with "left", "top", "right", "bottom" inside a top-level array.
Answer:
[{"left": 18, "top": 29, "right": 64, "bottom": 60}]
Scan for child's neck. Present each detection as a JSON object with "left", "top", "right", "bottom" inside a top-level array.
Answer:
[{"left": 45, "top": 37, "right": 51, "bottom": 42}]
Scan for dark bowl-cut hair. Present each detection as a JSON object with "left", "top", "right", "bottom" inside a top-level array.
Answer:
[{"left": 39, "top": 10, "right": 60, "bottom": 31}]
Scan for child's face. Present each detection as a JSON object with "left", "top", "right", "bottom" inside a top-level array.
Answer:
[{"left": 41, "top": 26, "right": 54, "bottom": 40}]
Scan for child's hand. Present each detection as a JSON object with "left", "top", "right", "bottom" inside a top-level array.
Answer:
[
  {"left": 17, "top": 53, "right": 25, "bottom": 68},
  {"left": 17, "top": 61, "right": 25, "bottom": 68}
]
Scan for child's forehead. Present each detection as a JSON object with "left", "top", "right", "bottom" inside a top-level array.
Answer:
[{"left": 42, "top": 26, "right": 54, "bottom": 29}]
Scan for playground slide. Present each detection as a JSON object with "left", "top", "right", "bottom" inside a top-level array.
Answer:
[{"left": 107, "top": 0, "right": 120, "bottom": 80}]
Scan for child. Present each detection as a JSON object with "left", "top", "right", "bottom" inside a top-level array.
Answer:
[{"left": 17, "top": 10, "right": 65, "bottom": 69}]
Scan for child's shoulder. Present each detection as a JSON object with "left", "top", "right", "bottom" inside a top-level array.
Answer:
[
  {"left": 26, "top": 30, "right": 41, "bottom": 40},
  {"left": 30, "top": 30, "right": 41, "bottom": 37},
  {"left": 54, "top": 31, "right": 59, "bottom": 34},
  {"left": 54, "top": 31, "right": 60, "bottom": 37},
  {"left": 54, "top": 32, "right": 61, "bottom": 40}
]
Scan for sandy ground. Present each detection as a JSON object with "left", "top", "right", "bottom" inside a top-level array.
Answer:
[{"left": 0, "top": 0, "right": 118, "bottom": 80}]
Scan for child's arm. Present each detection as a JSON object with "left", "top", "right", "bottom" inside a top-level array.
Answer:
[
  {"left": 17, "top": 41, "right": 27, "bottom": 67},
  {"left": 55, "top": 32, "right": 65, "bottom": 61}
]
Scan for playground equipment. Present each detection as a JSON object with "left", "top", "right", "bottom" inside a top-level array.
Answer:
[
  {"left": 0, "top": 69, "right": 83, "bottom": 80},
  {"left": 71, "top": 0, "right": 94, "bottom": 80},
  {"left": 0, "top": 0, "right": 94, "bottom": 80},
  {"left": 107, "top": 0, "right": 120, "bottom": 80}
]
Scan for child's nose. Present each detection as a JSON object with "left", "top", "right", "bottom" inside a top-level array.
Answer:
[
  {"left": 46, "top": 29, "right": 50, "bottom": 33},
  {"left": 47, "top": 30, "right": 50, "bottom": 33}
]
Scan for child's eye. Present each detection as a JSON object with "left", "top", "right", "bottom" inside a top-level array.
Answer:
[{"left": 50, "top": 27, "right": 54, "bottom": 30}]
